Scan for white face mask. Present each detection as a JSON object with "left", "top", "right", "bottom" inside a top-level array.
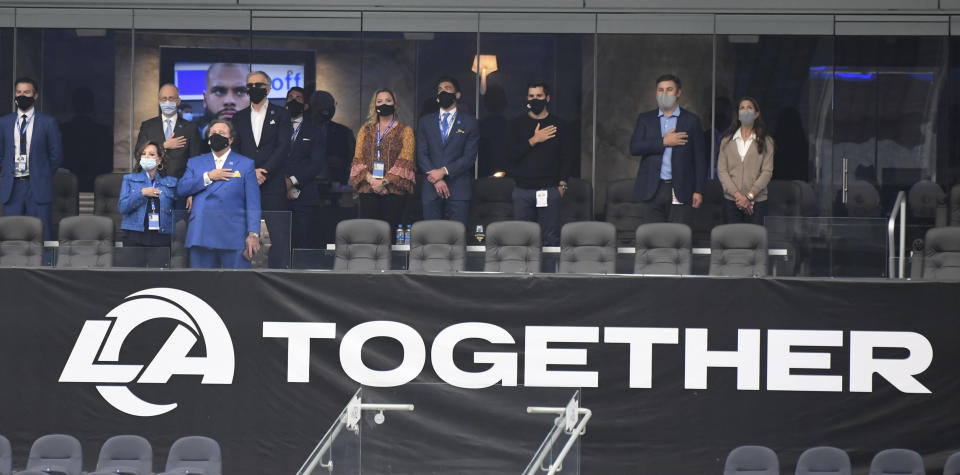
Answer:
[
  {"left": 159, "top": 101, "right": 178, "bottom": 116},
  {"left": 140, "top": 157, "right": 158, "bottom": 171}
]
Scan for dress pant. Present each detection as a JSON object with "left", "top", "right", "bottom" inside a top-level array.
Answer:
[
  {"left": 512, "top": 187, "right": 561, "bottom": 246},
  {"left": 189, "top": 247, "right": 250, "bottom": 269},
  {"left": 422, "top": 196, "right": 469, "bottom": 227},
  {"left": 723, "top": 199, "right": 767, "bottom": 225},
  {"left": 358, "top": 192, "right": 407, "bottom": 232},
  {"left": 640, "top": 179, "right": 693, "bottom": 226},
  {"left": 291, "top": 201, "right": 323, "bottom": 249},
  {"left": 3, "top": 177, "right": 53, "bottom": 240},
  {"left": 262, "top": 193, "right": 292, "bottom": 269}
]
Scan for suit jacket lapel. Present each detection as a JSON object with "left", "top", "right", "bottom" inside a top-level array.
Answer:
[
  {"left": 259, "top": 105, "right": 275, "bottom": 146},
  {"left": 28, "top": 115, "right": 41, "bottom": 156},
  {"left": 429, "top": 112, "right": 444, "bottom": 149},
  {"left": 207, "top": 153, "right": 227, "bottom": 193}
]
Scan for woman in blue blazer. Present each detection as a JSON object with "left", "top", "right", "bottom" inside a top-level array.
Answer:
[{"left": 118, "top": 140, "right": 178, "bottom": 247}]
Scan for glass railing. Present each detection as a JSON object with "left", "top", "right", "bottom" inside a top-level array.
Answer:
[{"left": 764, "top": 216, "right": 889, "bottom": 278}]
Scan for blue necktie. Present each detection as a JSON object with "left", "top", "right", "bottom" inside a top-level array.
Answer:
[
  {"left": 164, "top": 119, "right": 173, "bottom": 140},
  {"left": 440, "top": 112, "right": 450, "bottom": 145}
]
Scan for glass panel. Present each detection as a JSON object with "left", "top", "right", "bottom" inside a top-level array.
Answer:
[
  {"left": 16, "top": 27, "right": 123, "bottom": 193},
  {"left": 0, "top": 27, "right": 12, "bottom": 114},
  {"left": 764, "top": 216, "right": 889, "bottom": 277},
  {"left": 112, "top": 246, "right": 171, "bottom": 268},
  {"left": 361, "top": 384, "right": 582, "bottom": 474},
  {"left": 832, "top": 36, "right": 948, "bottom": 216},
  {"left": 297, "top": 388, "right": 362, "bottom": 475}
]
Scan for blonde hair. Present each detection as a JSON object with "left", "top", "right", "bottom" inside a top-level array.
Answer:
[{"left": 365, "top": 88, "right": 397, "bottom": 128}]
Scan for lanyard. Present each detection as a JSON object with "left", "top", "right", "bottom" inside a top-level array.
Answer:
[
  {"left": 147, "top": 172, "right": 158, "bottom": 213},
  {"left": 376, "top": 119, "right": 396, "bottom": 159}
]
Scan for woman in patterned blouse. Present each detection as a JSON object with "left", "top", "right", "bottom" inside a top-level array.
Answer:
[{"left": 349, "top": 88, "right": 416, "bottom": 231}]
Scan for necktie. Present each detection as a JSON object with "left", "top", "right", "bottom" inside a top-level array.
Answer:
[
  {"left": 291, "top": 122, "right": 301, "bottom": 143},
  {"left": 19, "top": 114, "right": 27, "bottom": 156},
  {"left": 164, "top": 119, "right": 173, "bottom": 140},
  {"left": 440, "top": 112, "right": 450, "bottom": 144}
]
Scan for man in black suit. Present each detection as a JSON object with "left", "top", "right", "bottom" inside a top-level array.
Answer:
[
  {"left": 283, "top": 87, "right": 327, "bottom": 249},
  {"left": 135, "top": 83, "right": 201, "bottom": 179},
  {"left": 231, "top": 71, "right": 293, "bottom": 267},
  {"left": 629, "top": 74, "right": 707, "bottom": 225}
]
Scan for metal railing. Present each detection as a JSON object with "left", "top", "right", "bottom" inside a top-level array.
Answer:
[{"left": 888, "top": 190, "right": 906, "bottom": 279}]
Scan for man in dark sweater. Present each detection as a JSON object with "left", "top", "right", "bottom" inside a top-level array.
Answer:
[{"left": 509, "top": 81, "right": 573, "bottom": 246}]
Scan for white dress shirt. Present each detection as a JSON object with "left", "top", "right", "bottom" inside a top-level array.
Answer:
[
  {"left": 203, "top": 149, "right": 232, "bottom": 186},
  {"left": 162, "top": 113, "right": 178, "bottom": 138},
  {"left": 251, "top": 103, "right": 267, "bottom": 147},
  {"left": 733, "top": 128, "right": 757, "bottom": 162},
  {"left": 13, "top": 107, "right": 35, "bottom": 177}
]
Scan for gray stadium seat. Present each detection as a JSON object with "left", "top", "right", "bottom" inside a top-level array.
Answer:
[
  {"left": 159, "top": 436, "right": 221, "bottom": 475},
  {"left": 53, "top": 171, "right": 79, "bottom": 239},
  {"left": 869, "top": 448, "right": 924, "bottom": 475},
  {"left": 559, "top": 221, "right": 616, "bottom": 274},
  {"left": 724, "top": 445, "right": 779, "bottom": 475},
  {"left": 908, "top": 180, "right": 945, "bottom": 224},
  {"left": 766, "top": 180, "right": 802, "bottom": 217},
  {"left": 89, "top": 435, "right": 152, "bottom": 475},
  {"left": 0, "top": 434, "right": 10, "bottom": 475},
  {"left": 94, "top": 172, "right": 125, "bottom": 242},
  {"left": 604, "top": 179, "right": 643, "bottom": 246},
  {"left": 710, "top": 223, "right": 768, "bottom": 277},
  {"left": 918, "top": 227, "right": 960, "bottom": 280},
  {"left": 57, "top": 215, "right": 114, "bottom": 268},
  {"left": 944, "top": 451, "right": 960, "bottom": 475},
  {"left": 334, "top": 219, "right": 391, "bottom": 272},
  {"left": 795, "top": 446, "right": 851, "bottom": 475},
  {"left": 468, "top": 176, "right": 515, "bottom": 244},
  {"left": 634, "top": 222, "right": 691, "bottom": 275},
  {"left": 25, "top": 434, "right": 83, "bottom": 475},
  {"left": 0, "top": 216, "right": 44, "bottom": 267},
  {"left": 951, "top": 184, "right": 960, "bottom": 226},
  {"left": 560, "top": 177, "right": 593, "bottom": 225},
  {"left": 793, "top": 180, "right": 817, "bottom": 216},
  {"left": 409, "top": 220, "right": 465, "bottom": 272},
  {"left": 484, "top": 221, "right": 541, "bottom": 273},
  {"left": 845, "top": 180, "right": 881, "bottom": 217}
]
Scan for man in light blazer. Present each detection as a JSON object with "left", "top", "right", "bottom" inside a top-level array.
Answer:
[
  {"left": 629, "top": 74, "right": 707, "bottom": 226},
  {"left": 0, "top": 77, "right": 63, "bottom": 240},
  {"left": 135, "top": 83, "right": 202, "bottom": 180},
  {"left": 177, "top": 119, "right": 261, "bottom": 269},
  {"left": 231, "top": 70, "right": 292, "bottom": 267},
  {"left": 416, "top": 76, "right": 480, "bottom": 226}
]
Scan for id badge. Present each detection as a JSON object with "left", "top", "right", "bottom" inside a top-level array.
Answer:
[
  {"left": 536, "top": 189, "right": 549, "bottom": 208},
  {"left": 671, "top": 188, "right": 682, "bottom": 205},
  {"left": 372, "top": 161, "right": 385, "bottom": 179},
  {"left": 15, "top": 155, "right": 26, "bottom": 174},
  {"left": 148, "top": 212, "right": 160, "bottom": 231}
]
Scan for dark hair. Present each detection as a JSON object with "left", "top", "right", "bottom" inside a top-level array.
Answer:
[
  {"left": 133, "top": 140, "right": 168, "bottom": 175},
  {"left": 526, "top": 80, "right": 550, "bottom": 96},
  {"left": 287, "top": 87, "right": 305, "bottom": 99},
  {"left": 655, "top": 74, "right": 682, "bottom": 91},
  {"left": 15, "top": 77, "right": 39, "bottom": 94},
  {"left": 206, "top": 119, "right": 237, "bottom": 140},
  {"left": 436, "top": 76, "right": 460, "bottom": 93},
  {"left": 723, "top": 96, "right": 770, "bottom": 155},
  {"left": 311, "top": 90, "right": 336, "bottom": 123}
]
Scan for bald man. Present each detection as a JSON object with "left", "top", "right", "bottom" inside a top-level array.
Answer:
[
  {"left": 203, "top": 63, "right": 250, "bottom": 122},
  {"left": 135, "top": 83, "right": 201, "bottom": 179}
]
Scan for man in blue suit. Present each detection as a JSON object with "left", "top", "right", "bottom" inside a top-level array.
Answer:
[
  {"left": 177, "top": 119, "right": 261, "bottom": 269},
  {"left": 0, "top": 77, "right": 63, "bottom": 240},
  {"left": 629, "top": 74, "right": 707, "bottom": 226},
  {"left": 416, "top": 76, "right": 480, "bottom": 226}
]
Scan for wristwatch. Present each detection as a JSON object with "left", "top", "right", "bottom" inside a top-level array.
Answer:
[
  {"left": 746, "top": 192, "right": 755, "bottom": 201},
  {"left": 248, "top": 232, "right": 259, "bottom": 238}
]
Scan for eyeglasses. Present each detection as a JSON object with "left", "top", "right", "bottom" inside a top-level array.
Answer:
[{"left": 246, "top": 82, "right": 268, "bottom": 89}]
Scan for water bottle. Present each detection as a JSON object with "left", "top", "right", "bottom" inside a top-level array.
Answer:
[
  {"left": 403, "top": 224, "right": 412, "bottom": 245},
  {"left": 474, "top": 225, "right": 485, "bottom": 244},
  {"left": 396, "top": 225, "right": 404, "bottom": 245}
]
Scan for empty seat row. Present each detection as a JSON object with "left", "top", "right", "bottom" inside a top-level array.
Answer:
[
  {"left": 725, "top": 445, "right": 960, "bottom": 475},
  {"left": 0, "top": 215, "right": 113, "bottom": 268},
  {"left": 335, "top": 219, "right": 770, "bottom": 276},
  {"left": 0, "top": 433, "right": 220, "bottom": 475}
]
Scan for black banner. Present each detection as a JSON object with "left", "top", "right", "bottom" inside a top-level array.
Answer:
[{"left": 1, "top": 269, "right": 959, "bottom": 474}]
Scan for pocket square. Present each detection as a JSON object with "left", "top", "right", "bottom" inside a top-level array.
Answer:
[
  {"left": 456, "top": 129, "right": 465, "bottom": 134},
  {"left": 269, "top": 119, "right": 276, "bottom": 125},
  {"left": 302, "top": 138, "right": 311, "bottom": 141},
  {"left": 233, "top": 171, "right": 241, "bottom": 177}
]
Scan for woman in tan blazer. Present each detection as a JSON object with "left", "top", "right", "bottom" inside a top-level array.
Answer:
[{"left": 717, "top": 97, "right": 774, "bottom": 224}]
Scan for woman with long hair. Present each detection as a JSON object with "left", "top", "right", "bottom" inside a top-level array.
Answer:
[
  {"left": 117, "top": 140, "right": 178, "bottom": 248},
  {"left": 717, "top": 97, "right": 774, "bottom": 224},
  {"left": 349, "top": 88, "right": 416, "bottom": 231}
]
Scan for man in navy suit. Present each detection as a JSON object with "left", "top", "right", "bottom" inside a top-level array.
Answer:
[
  {"left": 283, "top": 87, "right": 327, "bottom": 249},
  {"left": 416, "top": 76, "right": 480, "bottom": 226},
  {"left": 231, "top": 71, "right": 293, "bottom": 267},
  {"left": 177, "top": 119, "right": 261, "bottom": 269},
  {"left": 0, "top": 77, "right": 63, "bottom": 240},
  {"left": 629, "top": 74, "right": 707, "bottom": 225}
]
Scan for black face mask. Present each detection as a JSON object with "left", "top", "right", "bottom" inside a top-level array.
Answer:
[
  {"left": 247, "top": 86, "right": 268, "bottom": 104},
  {"left": 314, "top": 109, "right": 333, "bottom": 123},
  {"left": 208, "top": 133, "right": 230, "bottom": 152},
  {"left": 437, "top": 91, "right": 457, "bottom": 109},
  {"left": 376, "top": 104, "right": 395, "bottom": 117},
  {"left": 286, "top": 100, "right": 305, "bottom": 117},
  {"left": 15, "top": 95, "right": 35, "bottom": 111},
  {"left": 526, "top": 99, "right": 547, "bottom": 115}
]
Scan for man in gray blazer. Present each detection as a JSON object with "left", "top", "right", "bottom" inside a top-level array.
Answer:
[{"left": 416, "top": 76, "right": 480, "bottom": 226}]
